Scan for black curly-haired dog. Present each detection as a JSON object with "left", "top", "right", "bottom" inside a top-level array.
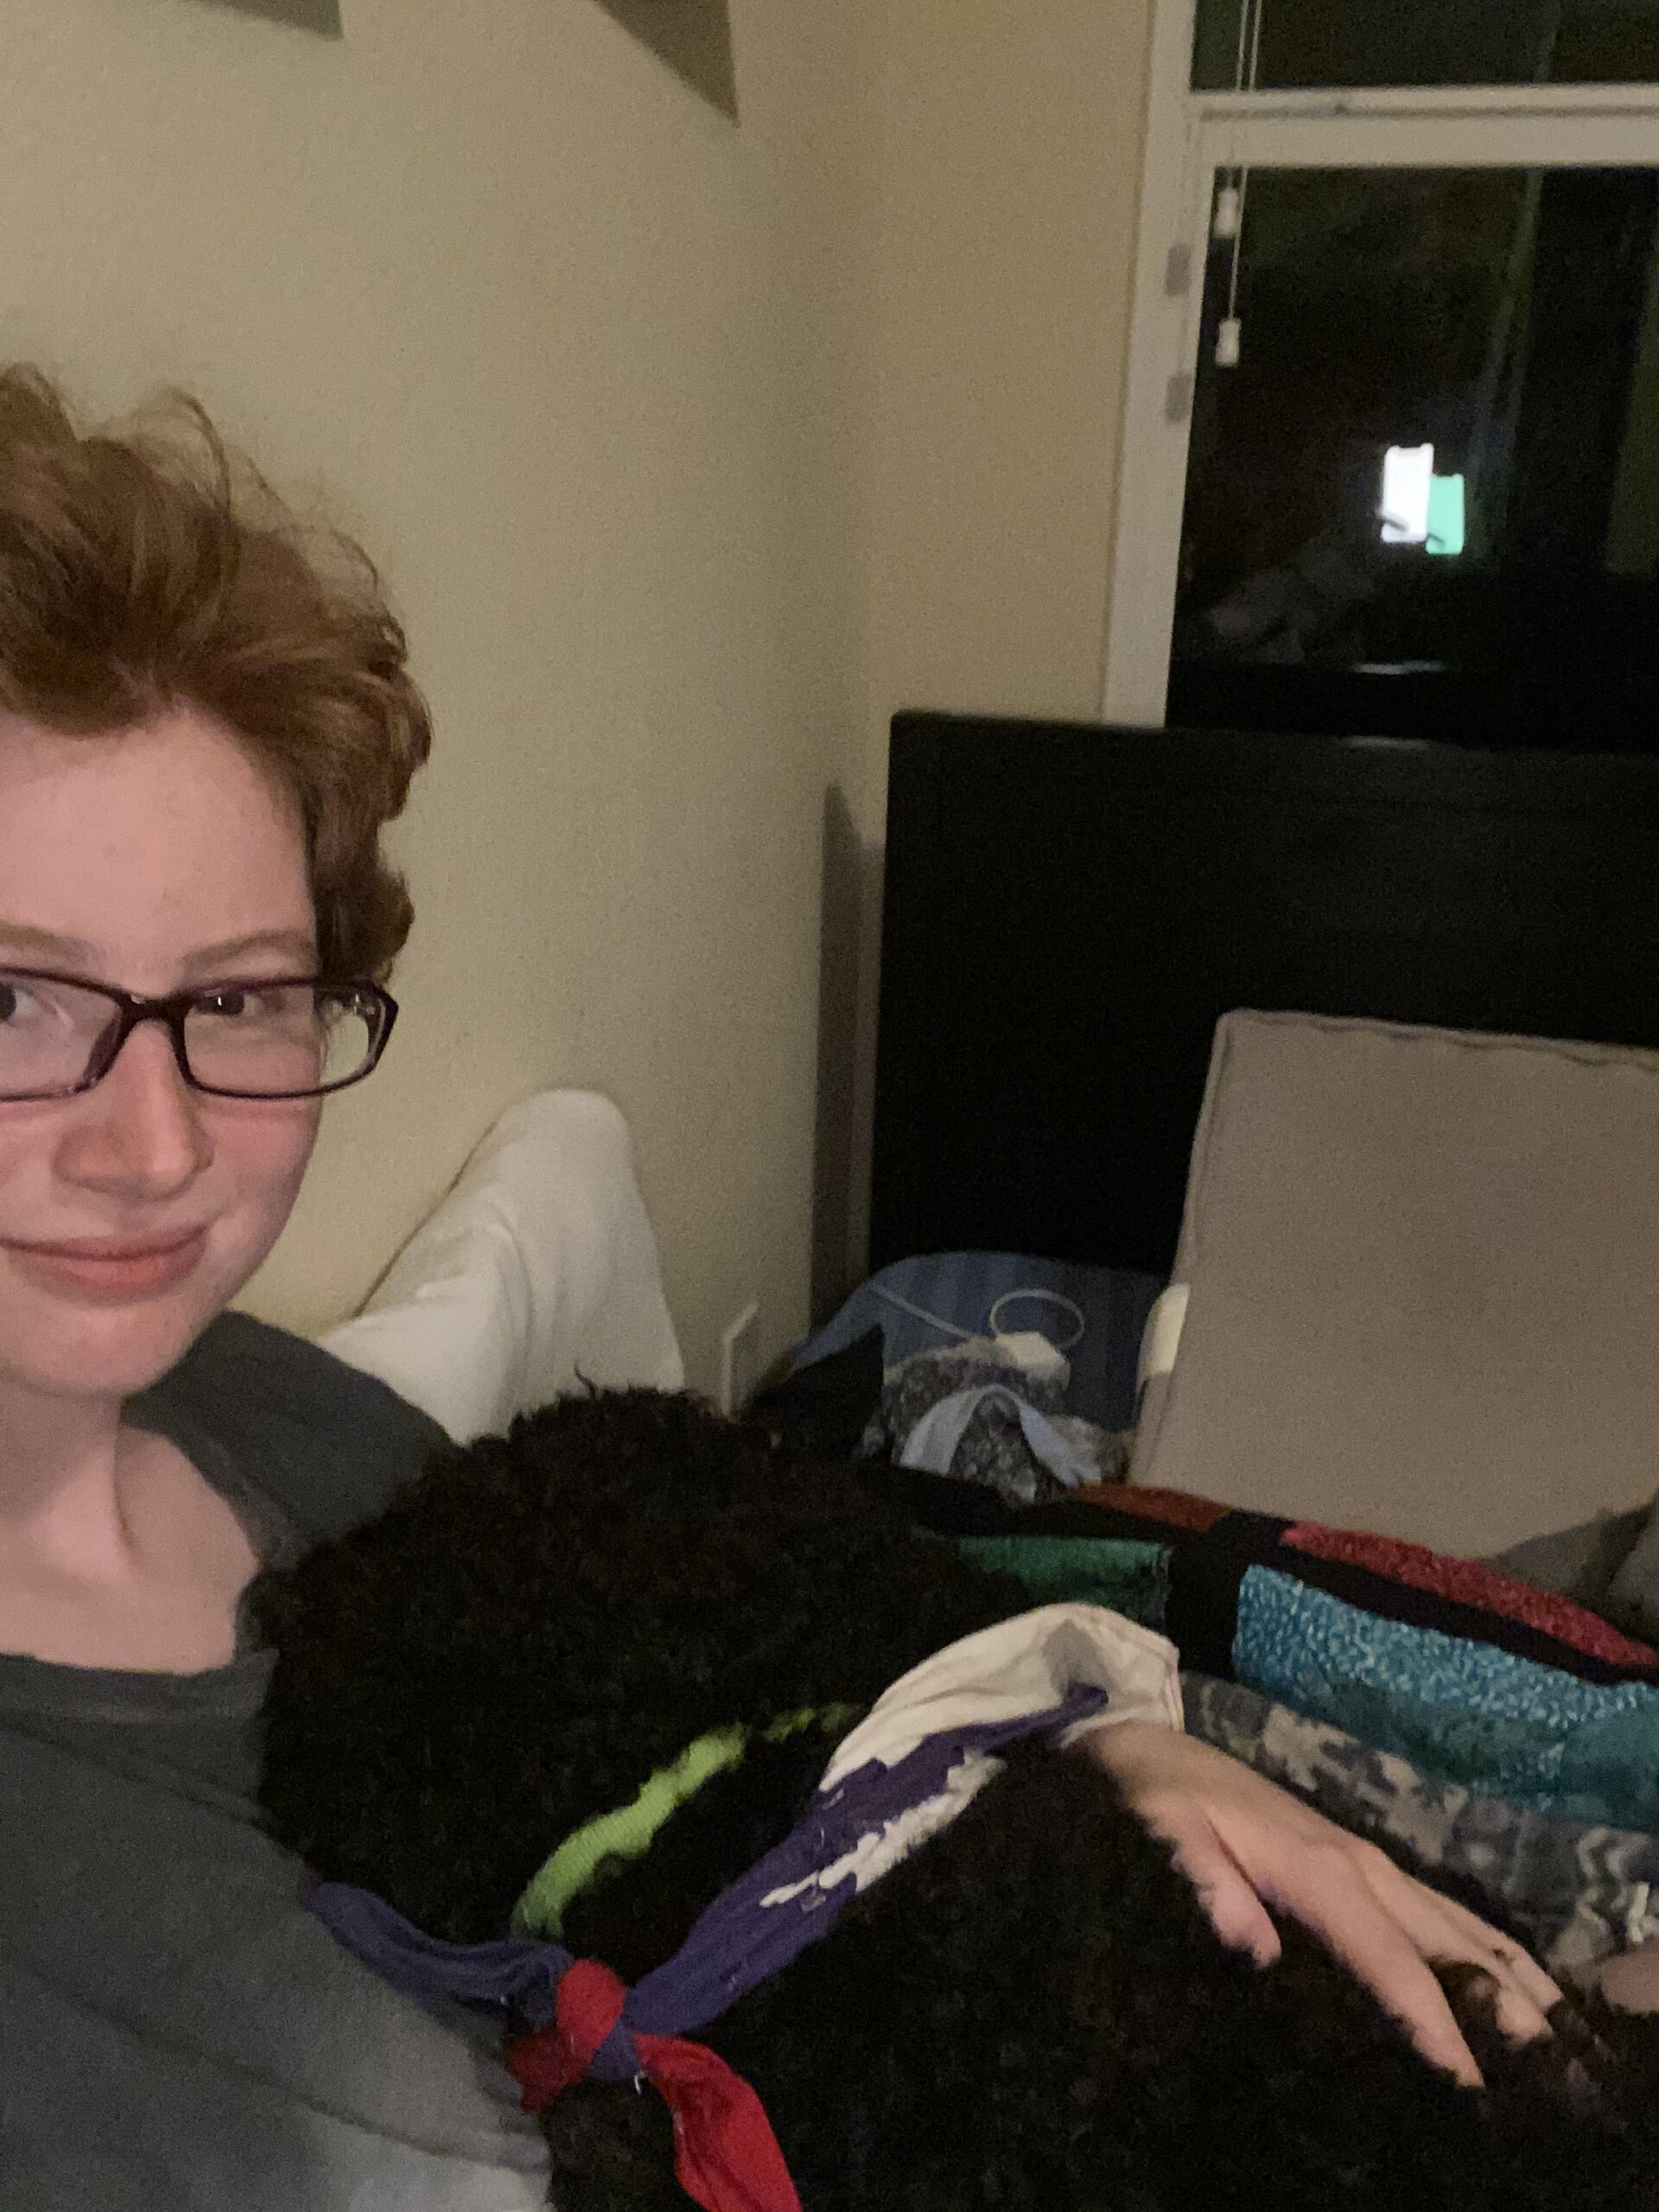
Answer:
[{"left": 252, "top": 1389, "right": 1659, "bottom": 2211}]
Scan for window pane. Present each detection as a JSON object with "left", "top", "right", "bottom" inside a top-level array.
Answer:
[
  {"left": 1169, "top": 166, "right": 1659, "bottom": 751},
  {"left": 1192, "top": 0, "right": 1659, "bottom": 92}
]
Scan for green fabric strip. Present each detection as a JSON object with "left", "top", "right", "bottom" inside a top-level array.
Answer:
[
  {"left": 953, "top": 1534, "right": 1171, "bottom": 1629},
  {"left": 511, "top": 1704, "right": 859, "bottom": 1939}
]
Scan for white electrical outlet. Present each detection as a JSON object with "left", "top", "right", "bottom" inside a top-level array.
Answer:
[{"left": 717, "top": 1300, "right": 761, "bottom": 1416}]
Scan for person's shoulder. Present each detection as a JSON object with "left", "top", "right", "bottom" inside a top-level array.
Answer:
[{"left": 136, "top": 1311, "right": 450, "bottom": 1546}]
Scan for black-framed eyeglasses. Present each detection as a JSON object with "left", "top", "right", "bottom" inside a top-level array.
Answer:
[{"left": 0, "top": 968, "right": 398, "bottom": 1102}]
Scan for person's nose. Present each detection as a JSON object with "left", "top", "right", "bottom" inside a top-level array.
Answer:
[{"left": 52, "top": 1019, "right": 213, "bottom": 1199}]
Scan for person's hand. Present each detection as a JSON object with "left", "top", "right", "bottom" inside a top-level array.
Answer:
[{"left": 1079, "top": 1721, "right": 1562, "bottom": 2088}]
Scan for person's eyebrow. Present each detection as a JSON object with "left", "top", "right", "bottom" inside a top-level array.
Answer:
[
  {"left": 0, "top": 924, "right": 100, "bottom": 964},
  {"left": 0, "top": 925, "right": 318, "bottom": 976},
  {"left": 175, "top": 931, "right": 320, "bottom": 978}
]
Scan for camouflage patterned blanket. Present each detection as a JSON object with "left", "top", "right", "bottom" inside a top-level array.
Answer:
[{"left": 1183, "top": 1672, "right": 1659, "bottom": 1978}]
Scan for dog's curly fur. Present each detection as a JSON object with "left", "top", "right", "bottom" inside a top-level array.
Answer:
[{"left": 253, "top": 1389, "right": 1659, "bottom": 2210}]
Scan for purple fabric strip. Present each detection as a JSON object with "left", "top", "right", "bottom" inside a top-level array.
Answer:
[
  {"left": 308, "top": 1681, "right": 1112, "bottom": 2082},
  {"left": 303, "top": 1885, "right": 569, "bottom": 2021}
]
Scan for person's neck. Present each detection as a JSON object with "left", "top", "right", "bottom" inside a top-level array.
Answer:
[{"left": 0, "top": 1387, "right": 136, "bottom": 1586}]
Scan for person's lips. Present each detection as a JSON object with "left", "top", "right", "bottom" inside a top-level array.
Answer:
[{"left": 2, "top": 1228, "right": 209, "bottom": 1298}]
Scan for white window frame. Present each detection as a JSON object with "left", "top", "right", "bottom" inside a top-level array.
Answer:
[{"left": 1101, "top": 0, "right": 1659, "bottom": 724}]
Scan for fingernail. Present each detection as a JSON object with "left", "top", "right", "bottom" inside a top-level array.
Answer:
[{"left": 1495, "top": 1988, "right": 1548, "bottom": 2044}]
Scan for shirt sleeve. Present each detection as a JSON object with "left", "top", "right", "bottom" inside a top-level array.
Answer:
[{"left": 130, "top": 1309, "right": 451, "bottom": 1551}]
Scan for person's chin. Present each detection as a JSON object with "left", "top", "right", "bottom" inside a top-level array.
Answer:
[
  {"left": 1, "top": 1239, "right": 248, "bottom": 1400},
  {"left": 29, "top": 1304, "right": 219, "bottom": 1402}
]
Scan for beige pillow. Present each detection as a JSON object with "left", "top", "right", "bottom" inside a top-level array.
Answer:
[{"left": 1129, "top": 1010, "right": 1659, "bottom": 1555}]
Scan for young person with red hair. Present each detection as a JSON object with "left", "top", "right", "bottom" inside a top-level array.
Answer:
[{"left": 0, "top": 370, "right": 1558, "bottom": 2207}]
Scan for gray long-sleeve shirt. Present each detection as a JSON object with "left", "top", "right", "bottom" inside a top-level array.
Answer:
[{"left": 0, "top": 1313, "right": 550, "bottom": 2211}]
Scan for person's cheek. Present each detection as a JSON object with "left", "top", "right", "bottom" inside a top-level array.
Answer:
[{"left": 214, "top": 1100, "right": 321, "bottom": 1281}]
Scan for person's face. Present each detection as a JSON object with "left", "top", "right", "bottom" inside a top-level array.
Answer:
[{"left": 0, "top": 704, "right": 322, "bottom": 1408}]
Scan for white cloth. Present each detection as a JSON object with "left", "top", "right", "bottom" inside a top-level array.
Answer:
[
  {"left": 762, "top": 1605, "right": 1184, "bottom": 1910},
  {"left": 819, "top": 1602, "right": 1184, "bottom": 1790},
  {"left": 321, "top": 1090, "right": 683, "bottom": 1441}
]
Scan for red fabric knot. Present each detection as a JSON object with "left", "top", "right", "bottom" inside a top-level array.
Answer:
[
  {"left": 505, "top": 1956, "right": 626, "bottom": 2111},
  {"left": 503, "top": 1956, "right": 802, "bottom": 2212}
]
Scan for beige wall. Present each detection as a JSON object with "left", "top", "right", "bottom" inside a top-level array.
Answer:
[
  {"left": 1, "top": 0, "right": 877, "bottom": 1393},
  {"left": 0, "top": 0, "right": 1154, "bottom": 1376},
  {"left": 831, "top": 0, "right": 1154, "bottom": 1286},
  {"left": 855, "top": 0, "right": 1154, "bottom": 837}
]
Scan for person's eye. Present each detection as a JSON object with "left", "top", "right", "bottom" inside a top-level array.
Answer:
[
  {"left": 0, "top": 976, "right": 96, "bottom": 1057},
  {"left": 0, "top": 977, "right": 50, "bottom": 1027},
  {"left": 193, "top": 985, "right": 308, "bottom": 1027}
]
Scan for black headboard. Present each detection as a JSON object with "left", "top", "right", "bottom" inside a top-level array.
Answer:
[{"left": 869, "top": 712, "right": 1659, "bottom": 1280}]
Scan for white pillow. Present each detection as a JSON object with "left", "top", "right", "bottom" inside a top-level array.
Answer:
[{"left": 321, "top": 1090, "right": 683, "bottom": 1441}]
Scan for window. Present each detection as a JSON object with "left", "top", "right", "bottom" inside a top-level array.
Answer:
[
  {"left": 1191, "top": 0, "right": 1659, "bottom": 94},
  {"left": 1104, "top": 2, "right": 1659, "bottom": 750}
]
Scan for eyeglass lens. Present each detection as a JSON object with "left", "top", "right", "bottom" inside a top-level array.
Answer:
[{"left": 0, "top": 973, "right": 378, "bottom": 1099}]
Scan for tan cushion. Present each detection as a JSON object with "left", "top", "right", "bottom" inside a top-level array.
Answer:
[{"left": 1128, "top": 1010, "right": 1659, "bottom": 1555}]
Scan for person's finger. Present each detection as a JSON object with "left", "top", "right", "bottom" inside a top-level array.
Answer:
[
  {"left": 1488, "top": 1938, "right": 1562, "bottom": 2018},
  {"left": 1390, "top": 1876, "right": 1563, "bottom": 2017},
  {"left": 1254, "top": 1851, "right": 1484, "bottom": 2087},
  {"left": 1294, "top": 1841, "right": 1554, "bottom": 2062},
  {"left": 1160, "top": 1820, "right": 1283, "bottom": 1968},
  {"left": 1308, "top": 1911, "right": 1482, "bottom": 2087},
  {"left": 1353, "top": 1851, "right": 1560, "bottom": 2033}
]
